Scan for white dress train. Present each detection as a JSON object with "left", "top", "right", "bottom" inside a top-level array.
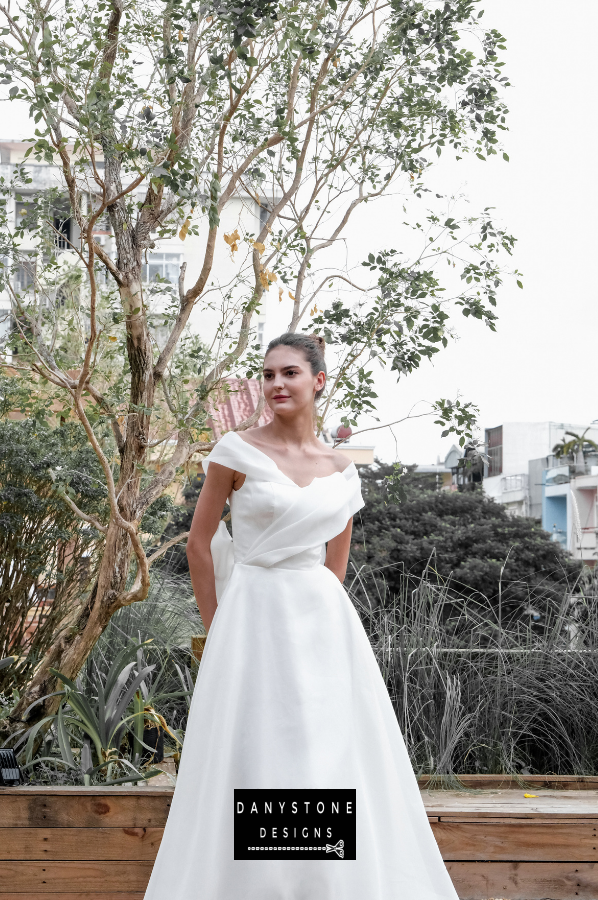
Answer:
[{"left": 144, "top": 431, "right": 458, "bottom": 900}]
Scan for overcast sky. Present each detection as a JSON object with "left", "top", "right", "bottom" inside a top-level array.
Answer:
[{"left": 2, "top": 0, "right": 596, "bottom": 464}]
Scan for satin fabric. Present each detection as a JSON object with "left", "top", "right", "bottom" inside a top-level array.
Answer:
[{"left": 144, "top": 432, "right": 458, "bottom": 900}]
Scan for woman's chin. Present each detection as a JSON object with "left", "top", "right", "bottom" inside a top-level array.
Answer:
[{"left": 267, "top": 399, "right": 310, "bottom": 417}]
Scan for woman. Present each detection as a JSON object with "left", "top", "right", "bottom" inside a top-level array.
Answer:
[{"left": 144, "top": 333, "right": 457, "bottom": 900}]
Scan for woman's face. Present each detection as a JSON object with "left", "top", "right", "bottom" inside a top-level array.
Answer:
[{"left": 262, "top": 346, "right": 326, "bottom": 416}]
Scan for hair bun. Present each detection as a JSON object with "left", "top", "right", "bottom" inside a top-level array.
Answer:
[{"left": 307, "top": 333, "right": 325, "bottom": 357}]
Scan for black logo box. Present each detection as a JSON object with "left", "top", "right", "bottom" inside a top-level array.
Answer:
[{"left": 234, "top": 789, "right": 356, "bottom": 860}]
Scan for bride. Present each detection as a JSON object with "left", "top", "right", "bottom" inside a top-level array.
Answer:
[{"left": 144, "top": 332, "right": 458, "bottom": 899}]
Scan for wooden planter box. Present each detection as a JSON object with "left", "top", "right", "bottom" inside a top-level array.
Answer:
[
  {"left": 1, "top": 776, "right": 598, "bottom": 899},
  {"left": 425, "top": 775, "right": 598, "bottom": 900},
  {"left": 0, "top": 786, "right": 171, "bottom": 899}
]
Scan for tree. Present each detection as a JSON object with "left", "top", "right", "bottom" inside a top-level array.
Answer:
[
  {"left": 351, "top": 463, "right": 582, "bottom": 620},
  {"left": 0, "top": 0, "right": 519, "bottom": 735},
  {"left": 553, "top": 429, "right": 598, "bottom": 471}
]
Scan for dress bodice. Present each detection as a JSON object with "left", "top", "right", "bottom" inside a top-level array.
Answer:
[
  {"left": 202, "top": 431, "right": 364, "bottom": 596},
  {"left": 230, "top": 478, "right": 326, "bottom": 570}
]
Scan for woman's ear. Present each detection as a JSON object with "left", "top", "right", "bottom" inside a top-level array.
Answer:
[{"left": 314, "top": 370, "right": 326, "bottom": 394}]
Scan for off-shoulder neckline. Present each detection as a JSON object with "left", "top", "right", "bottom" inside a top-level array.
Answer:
[{"left": 225, "top": 431, "right": 356, "bottom": 489}]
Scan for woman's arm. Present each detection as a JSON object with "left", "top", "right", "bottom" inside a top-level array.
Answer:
[
  {"left": 186, "top": 462, "right": 236, "bottom": 631},
  {"left": 324, "top": 517, "right": 353, "bottom": 583}
]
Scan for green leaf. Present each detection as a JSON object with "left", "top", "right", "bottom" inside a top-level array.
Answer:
[
  {"left": 517, "top": 280, "right": 523, "bottom": 289},
  {"left": 246, "top": 56, "right": 258, "bottom": 67}
]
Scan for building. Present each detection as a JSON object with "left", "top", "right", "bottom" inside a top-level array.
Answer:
[
  {"left": 542, "top": 450, "right": 598, "bottom": 562},
  {"left": 482, "top": 421, "right": 598, "bottom": 563},
  {"left": 415, "top": 444, "right": 463, "bottom": 490},
  {"left": 0, "top": 139, "right": 269, "bottom": 354}
]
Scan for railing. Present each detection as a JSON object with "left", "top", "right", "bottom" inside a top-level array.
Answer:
[{"left": 500, "top": 474, "right": 528, "bottom": 493}]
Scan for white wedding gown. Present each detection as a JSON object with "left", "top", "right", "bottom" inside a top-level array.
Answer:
[{"left": 144, "top": 432, "right": 458, "bottom": 900}]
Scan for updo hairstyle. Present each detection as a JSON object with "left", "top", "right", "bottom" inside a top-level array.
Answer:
[{"left": 265, "top": 332, "right": 327, "bottom": 400}]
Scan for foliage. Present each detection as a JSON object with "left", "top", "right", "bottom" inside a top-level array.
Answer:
[
  {"left": 351, "top": 462, "right": 582, "bottom": 618},
  {"left": 0, "top": 0, "right": 521, "bottom": 731},
  {"left": 349, "top": 565, "right": 598, "bottom": 776},
  {"left": 0, "top": 416, "right": 107, "bottom": 694},
  {"left": 552, "top": 429, "right": 598, "bottom": 467},
  {"left": 13, "top": 628, "right": 195, "bottom": 785}
]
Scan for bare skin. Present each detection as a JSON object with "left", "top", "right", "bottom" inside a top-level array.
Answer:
[{"left": 186, "top": 345, "right": 353, "bottom": 631}]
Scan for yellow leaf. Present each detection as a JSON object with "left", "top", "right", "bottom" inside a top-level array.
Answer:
[
  {"left": 259, "top": 268, "right": 277, "bottom": 290},
  {"left": 288, "top": 290, "right": 295, "bottom": 301},
  {"left": 108, "top": 335, "right": 117, "bottom": 342},
  {"left": 178, "top": 30, "right": 184, "bottom": 40},
  {"left": 179, "top": 217, "right": 191, "bottom": 241},
  {"left": 224, "top": 229, "right": 240, "bottom": 253},
  {"left": 253, "top": 241, "right": 265, "bottom": 255},
  {"left": 278, "top": 286, "right": 283, "bottom": 302},
  {"left": 524, "top": 794, "right": 538, "bottom": 798},
  {"left": 332, "top": 56, "right": 339, "bottom": 68}
]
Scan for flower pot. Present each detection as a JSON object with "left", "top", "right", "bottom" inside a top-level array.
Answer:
[{"left": 142, "top": 725, "right": 164, "bottom": 765}]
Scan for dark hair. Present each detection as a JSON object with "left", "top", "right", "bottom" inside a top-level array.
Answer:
[{"left": 265, "top": 332, "right": 327, "bottom": 400}]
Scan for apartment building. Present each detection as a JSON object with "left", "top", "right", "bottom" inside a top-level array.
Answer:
[
  {"left": 0, "top": 139, "right": 268, "bottom": 353},
  {"left": 483, "top": 421, "right": 598, "bottom": 563}
]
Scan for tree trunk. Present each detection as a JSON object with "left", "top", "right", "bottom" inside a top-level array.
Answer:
[
  {"left": 3, "top": 279, "right": 156, "bottom": 740},
  {"left": 4, "top": 520, "right": 133, "bottom": 736}
]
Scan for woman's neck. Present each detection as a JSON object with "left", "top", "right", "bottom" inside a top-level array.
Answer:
[{"left": 266, "top": 409, "right": 318, "bottom": 447}]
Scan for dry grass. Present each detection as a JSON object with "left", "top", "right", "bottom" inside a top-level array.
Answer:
[{"left": 348, "top": 563, "right": 598, "bottom": 777}]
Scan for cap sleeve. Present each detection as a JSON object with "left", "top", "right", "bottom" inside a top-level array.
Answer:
[
  {"left": 344, "top": 465, "right": 365, "bottom": 519},
  {"left": 202, "top": 432, "right": 247, "bottom": 476}
]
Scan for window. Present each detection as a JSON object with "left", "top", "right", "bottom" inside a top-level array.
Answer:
[
  {"left": 259, "top": 203, "right": 271, "bottom": 234},
  {"left": 14, "top": 254, "right": 36, "bottom": 292},
  {"left": 54, "top": 213, "right": 71, "bottom": 250},
  {"left": 53, "top": 199, "right": 72, "bottom": 250},
  {"left": 485, "top": 425, "right": 503, "bottom": 477},
  {"left": 15, "top": 198, "right": 36, "bottom": 229},
  {"left": 257, "top": 321, "right": 265, "bottom": 348},
  {"left": 0, "top": 306, "right": 11, "bottom": 347},
  {"left": 142, "top": 252, "right": 183, "bottom": 284}
]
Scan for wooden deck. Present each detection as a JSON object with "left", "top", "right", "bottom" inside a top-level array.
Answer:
[
  {"left": 424, "top": 780, "right": 598, "bottom": 899},
  {"left": 0, "top": 778, "right": 597, "bottom": 898}
]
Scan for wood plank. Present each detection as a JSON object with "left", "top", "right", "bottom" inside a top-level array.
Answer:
[
  {"left": 432, "top": 820, "right": 598, "bottom": 861},
  {"left": 419, "top": 774, "right": 598, "bottom": 791},
  {"left": 0, "top": 794, "right": 171, "bottom": 828},
  {"left": 440, "top": 816, "right": 598, "bottom": 824},
  {"left": 0, "top": 861, "right": 153, "bottom": 893},
  {"left": 0, "top": 828, "right": 164, "bottom": 861},
  {"left": 446, "top": 861, "right": 598, "bottom": 900},
  {"left": 0, "top": 895, "right": 144, "bottom": 899},
  {"left": 0, "top": 788, "right": 173, "bottom": 795},
  {"left": 422, "top": 789, "right": 598, "bottom": 819}
]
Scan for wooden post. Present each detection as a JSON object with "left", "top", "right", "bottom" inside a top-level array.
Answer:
[{"left": 191, "top": 634, "right": 207, "bottom": 664}]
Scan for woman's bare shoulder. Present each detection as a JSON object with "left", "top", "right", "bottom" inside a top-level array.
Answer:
[{"left": 325, "top": 446, "right": 353, "bottom": 474}]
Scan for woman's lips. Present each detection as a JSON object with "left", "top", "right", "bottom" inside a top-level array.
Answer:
[{"left": 273, "top": 394, "right": 290, "bottom": 401}]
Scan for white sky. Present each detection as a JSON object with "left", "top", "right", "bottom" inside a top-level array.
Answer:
[{"left": 2, "top": 0, "right": 597, "bottom": 464}]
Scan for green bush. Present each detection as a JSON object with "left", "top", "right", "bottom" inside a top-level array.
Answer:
[
  {"left": 351, "top": 463, "right": 582, "bottom": 622},
  {"left": 0, "top": 418, "right": 107, "bottom": 695}
]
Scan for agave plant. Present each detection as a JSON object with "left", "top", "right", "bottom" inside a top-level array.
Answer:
[
  {"left": 128, "top": 643, "right": 191, "bottom": 769},
  {"left": 13, "top": 642, "right": 168, "bottom": 785}
]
